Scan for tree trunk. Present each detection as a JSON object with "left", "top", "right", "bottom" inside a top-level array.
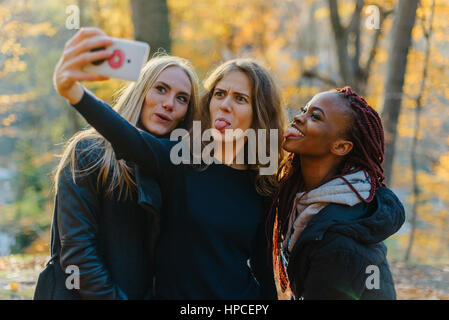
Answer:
[
  {"left": 404, "top": 0, "right": 435, "bottom": 262},
  {"left": 130, "top": 0, "right": 171, "bottom": 57},
  {"left": 381, "top": 0, "right": 419, "bottom": 185},
  {"left": 77, "top": 0, "right": 92, "bottom": 27},
  {"left": 328, "top": 0, "right": 357, "bottom": 87}
]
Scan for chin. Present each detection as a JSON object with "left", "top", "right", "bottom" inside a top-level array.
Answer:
[
  {"left": 282, "top": 138, "right": 294, "bottom": 152},
  {"left": 144, "top": 122, "right": 170, "bottom": 137},
  {"left": 154, "top": 127, "right": 171, "bottom": 137},
  {"left": 282, "top": 139, "right": 301, "bottom": 154},
  {"left": 211, "top": 130, "right": 226, "bottom": 142}
]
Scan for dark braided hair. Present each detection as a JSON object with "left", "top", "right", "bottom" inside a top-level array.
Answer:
[{"left": 269, "top": 86, "right": 386, "bottom": 294}]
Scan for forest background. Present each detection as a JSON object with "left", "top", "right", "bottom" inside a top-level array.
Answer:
[{"left": 0, "top": 0, "right": 448, "bottom": 299}]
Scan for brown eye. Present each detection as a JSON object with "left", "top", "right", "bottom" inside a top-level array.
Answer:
[{"left": 311, "top": 112, "right": 321, "bottom": 120}]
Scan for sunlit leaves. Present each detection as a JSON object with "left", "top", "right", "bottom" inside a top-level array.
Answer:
[{"left": 0, "top": 0, "right": 448, "bottom": 263}]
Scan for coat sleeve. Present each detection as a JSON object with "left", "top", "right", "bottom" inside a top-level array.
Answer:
[
  {"left": 249, "top": 217, "right": 278, "bottom": 300},
  {"left": 70, "top": 89, "right": 172, "bottom": 180},
  {"left": 301, "top": 249, "right": 368, "bottom": 300},
  {"left": 56, "top": 140, "right": 127, "bottom": 300}
]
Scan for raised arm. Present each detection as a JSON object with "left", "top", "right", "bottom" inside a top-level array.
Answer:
[
  {"left": 71, "top": 88, "right": 171, "bottom": 177},
  {"left": 53, "top": 27, "right": 171, "bottom": 177}
]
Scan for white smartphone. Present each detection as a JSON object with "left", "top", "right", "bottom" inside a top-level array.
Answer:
[{"left": 84, "top": 37, "right": 150, "bottom": 81}]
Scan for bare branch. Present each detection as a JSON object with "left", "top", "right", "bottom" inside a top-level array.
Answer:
[
  {"left": 328, "top": 0, "right": 344, "bottom": 36},
  {"left": 349, "top": 0, "right": 364, "bottom": 79},
  {"left": 347, "top": 0, "right": 364, "bottom": 33},
  {"left": 301, "top": 70, "right": 338, "bottom": 87}
]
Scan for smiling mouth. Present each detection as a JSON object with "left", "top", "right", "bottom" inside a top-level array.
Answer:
[{"left": 283, "top": 123, "right": 305, "bottom": 139}]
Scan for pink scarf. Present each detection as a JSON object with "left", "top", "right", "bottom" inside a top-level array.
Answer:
[{"left": 283, "top": 171, "right": 371, "bottom": 252}]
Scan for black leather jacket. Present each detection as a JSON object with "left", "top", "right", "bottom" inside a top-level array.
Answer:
[{"left": 53, "top": 138, "right": 161, "bottom": 299}]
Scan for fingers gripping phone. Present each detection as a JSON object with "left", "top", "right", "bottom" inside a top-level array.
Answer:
[{"left": 84, "top": 38, "right": 150, "bottom": 81}]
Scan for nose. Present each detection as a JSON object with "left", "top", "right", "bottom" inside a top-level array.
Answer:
[
  {"left": 219, "top": 96, "right": 232, "bottom": 113},
  {"left": 162, "top": 94, "right": 176, "bottom": 112},
  {"left": 293, "top": 113, "right": 306, "bottom": 124}
]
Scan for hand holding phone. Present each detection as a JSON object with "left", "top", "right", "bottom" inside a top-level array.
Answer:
[
  {"left": 54, "top": 28, "right": 150, "bottom": 104},
  {"left": 84, "top": 38, "right": 150, "bottom": 81}
]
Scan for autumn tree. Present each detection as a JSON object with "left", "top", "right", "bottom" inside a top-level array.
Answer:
[
  {"left": 130, "top": 0, "right": 171, "bottom": 56},
  {"left": 404, "top": 0, "right": 435, "bottom": 262},
  {"left": 381, "top": 0, "right": 419, "bottom": 185},
  {"left": 1, "top": 0, "right": 449, "bottom": 262},
  {"left": 302, "top": 0, "right": 393, "bottom": 95},
  {"left": 383, "top": 0, "right": 449, "bottom": 262}
]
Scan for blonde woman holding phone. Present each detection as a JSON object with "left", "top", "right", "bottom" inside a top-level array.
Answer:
[{"left": 35, "top": 27, "right": 200, "bottom": 299}]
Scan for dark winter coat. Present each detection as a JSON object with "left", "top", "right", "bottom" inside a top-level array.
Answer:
[
  {"left": 286, "top": 186, "right": 405, "bottom": 300},
  {"left": 52, "top": 138, "right": 162, "bottom": 299}
]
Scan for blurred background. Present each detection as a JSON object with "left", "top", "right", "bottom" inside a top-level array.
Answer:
[{"left": 0, "top": 0, "right": 448, "bottom": 299}]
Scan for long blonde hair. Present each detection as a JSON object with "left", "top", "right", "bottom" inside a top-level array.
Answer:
[
  {"left": 196, "top": 58, "right": 286, "bottom": 197},
  {"left": 54, "top": 55, "right": 200, "bottom": 199}
]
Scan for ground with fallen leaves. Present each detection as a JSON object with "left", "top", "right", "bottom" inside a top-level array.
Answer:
[{"left": 0, "top": 254, "right": 448, "bottom": 300}]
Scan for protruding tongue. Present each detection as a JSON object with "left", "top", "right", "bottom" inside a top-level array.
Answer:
[
  {"left": 214, "top": 119, "right": 229, "bottom": 131},
  {"left": 283, "top": 127, "right": 301, "bottom": 138}
]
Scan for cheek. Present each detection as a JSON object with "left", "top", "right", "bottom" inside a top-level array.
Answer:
[
  {"left": 139, "top": 94, "right": 162, "bottom": 132},
  {"left": 174, "top": 103, "right": 189, "bottom": 122},
  {"left": 209, "top": 100, "right": 218, "bottom": 121},
  {"left": 306, "top": 129, "right": 336, "bottom": 154},
  {"left": 209, "top": 99, "right": 218, "bottom": 113},
  {"left": 142, "top": 93, "right": 157, "bottom": 116},
  {"left": 308, "top": 126, "right": 330, "bottom": 145},
  {"left": 140, "top": 104, "right": 154, "bottom": 127},
  {"left": 236, "top": 106, "right": 253, "bottom": 129}
]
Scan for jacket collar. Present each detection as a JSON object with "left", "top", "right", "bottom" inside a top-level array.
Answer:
[{"left": 290, "top": 186, "right": 405, "bottom": 252}]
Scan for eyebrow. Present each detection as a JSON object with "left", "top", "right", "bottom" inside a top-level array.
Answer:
[
  {"left": 309, "top": 105, "right": 326, "bottom": 118},
  {"left": 215, "top": 87, "right": 250, "bottom": 99},
  {"left": 157, "top": 81, "right": 191, "bottom": 97}
]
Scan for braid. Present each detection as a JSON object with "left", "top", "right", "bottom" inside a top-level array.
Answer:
[
  {"left": 335, "top": 86, "right": 386, "bottom": 202},
  {"left": 268, "top": 153, "right": 303, "bottom": 294},
  {"left": 268, "top": 86, "right": 386, "bottom": 294}
]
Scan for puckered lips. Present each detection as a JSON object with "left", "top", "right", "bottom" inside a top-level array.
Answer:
[
  {"left": 283, "top": 122, "right": 305, "bottom": 140},
  {"left": 214, "top": 117, "right": 232, "bottom": 132},
  {"left": 154, "top": 112, "right": 173, "bottom": 124}
]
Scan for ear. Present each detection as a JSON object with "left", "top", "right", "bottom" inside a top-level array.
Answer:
[{"left": 331, "top": 139, "right": 353, "bottom": 157}]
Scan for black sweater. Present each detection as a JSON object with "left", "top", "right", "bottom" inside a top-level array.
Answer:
[{"left": 71, "top": 90, "right": 277, "bottom": 299}]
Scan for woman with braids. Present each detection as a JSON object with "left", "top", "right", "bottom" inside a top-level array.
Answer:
[{"left": 270, "top": 87, "right": 405, "bottom": 300}]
